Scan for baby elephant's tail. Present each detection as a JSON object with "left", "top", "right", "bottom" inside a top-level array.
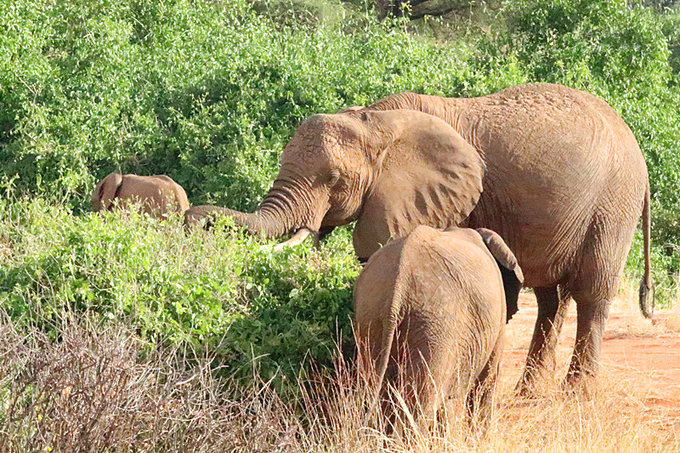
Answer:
[{"left": 365, "top": 290, "right": 404, "bottom": 424}]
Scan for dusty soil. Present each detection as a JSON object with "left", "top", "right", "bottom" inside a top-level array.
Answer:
[{"left": 502, "top": 289, "right": 680, "bottom": 415}]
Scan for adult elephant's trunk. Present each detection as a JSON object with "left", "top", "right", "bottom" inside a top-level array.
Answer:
[
  {"left": 185, "top": 173, "right": 325, "bottom": 239},
  {"left": 184, "top": 205, "right": 272, "bottom": 235}
]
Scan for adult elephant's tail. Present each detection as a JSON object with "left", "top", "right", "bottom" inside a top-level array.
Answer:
[{"left": 639, "top": 183, "right": 654, "bottom": 319}]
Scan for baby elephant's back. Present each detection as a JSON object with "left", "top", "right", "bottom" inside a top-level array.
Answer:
[
  {"left": 355, "top": 226, "right": 506, "bottom": 392},
  {"left": 405, "top": 228, "right": 505, "bottom": 372},
  {"left": 410, "top": 227, "right": 505, "bottom": 314}
]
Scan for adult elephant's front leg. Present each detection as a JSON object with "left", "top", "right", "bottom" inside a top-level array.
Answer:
[{"left": 517, "top": 286, "right": 571, "bottom": 395}]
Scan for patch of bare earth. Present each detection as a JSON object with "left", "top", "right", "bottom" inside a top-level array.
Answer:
[{"left": 502, "top": 286, "right": 680, "bottom": 442}]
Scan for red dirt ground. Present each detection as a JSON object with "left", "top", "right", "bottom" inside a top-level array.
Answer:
[{"left": 502, "top": 291, "right": 680, "bottom": 415}]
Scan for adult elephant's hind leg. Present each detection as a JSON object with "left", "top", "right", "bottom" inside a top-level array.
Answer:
[
  {"left": 563, "top": 296, "right": 611, "bottom": 396},
  {"left": 516, "top": 286, "right": 571, "bottom": 396},
  {"left": 564, "top": 212, "right": 637, "bottom": 396}
]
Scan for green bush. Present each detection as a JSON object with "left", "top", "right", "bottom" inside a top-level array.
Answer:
[
  {"left": 6, "top": 0, "right": 674, "bottom": 241},
  {"left": 0, "top": 0, "right": 503, "bottom": 211},
  {"left": 661, "top": 5, "right": 680, "bottom": 75},
  {"left": 0, "top": 196, "right": 360, "bottom": 387},
  {"left": 504, "top": 0, "right": 671, "bottom": 89}
]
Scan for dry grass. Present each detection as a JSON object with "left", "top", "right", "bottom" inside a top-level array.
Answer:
[
  {"left": 1, "top": 285, "right": 679, "bottom": 452},
  {"left": 0, "top": 314, "right": 298, "bottom": 452},
  {"left": 605, "top": 280, "right": 680, "bottom": 338},
  {"left": 666, "top": 302, "right": 680, "bottom": 332},
  {"left": 289, "top": 352, "right": 680, "bottom": 453}
]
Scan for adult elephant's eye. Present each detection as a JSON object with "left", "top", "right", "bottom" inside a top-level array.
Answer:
[{"left": 325, "top": 169, "right": 340, "bottom": 185}]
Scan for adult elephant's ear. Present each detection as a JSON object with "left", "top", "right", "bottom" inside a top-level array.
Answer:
[
  {"left": 352, "top": 109, "right": 484, "bottom": 259},
  {"left": 476, "top": 228, "right": 524, "bottom": 322}
]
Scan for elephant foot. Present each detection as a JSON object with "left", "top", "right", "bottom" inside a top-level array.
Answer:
[
  {"left": 514, "top": 366, "right": 546, "bottom": 399},
  {"left": 561, "top": 372, "right": 598, "bottom": 400}
]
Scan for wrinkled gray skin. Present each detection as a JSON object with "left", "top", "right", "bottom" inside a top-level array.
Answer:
[
  {"left": 185, "top": 83, "right": 653, "bottom": 394},
  {"left": 355, "top": 225, "right": 523, "bottom": 429}
]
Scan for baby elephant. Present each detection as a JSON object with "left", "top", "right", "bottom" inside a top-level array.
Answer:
[
  {"left": 92, "top": 170, "right": 190, "bottom": 218},
  {"left": 354, "top": 225, "right": 523, "bottom": 430}
]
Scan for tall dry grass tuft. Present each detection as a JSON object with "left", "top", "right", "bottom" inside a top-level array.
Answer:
[
  {"left": 608, "top": 279, "right": 680, "bottom": 337},
  {"left": 0, "top": 301, "right": 678, "bottom": 452},
  {"left": 292, "top": 354, "right": 680, "bottom": 452},
  {"left": 0, "top": 313, "right": 298, "bottom": 452},
  {"left": 294, "top": 339, "right": 498, "bottom": 453},
  {"left": 286, "top": 300, "right": 680, "bottom": 452}
]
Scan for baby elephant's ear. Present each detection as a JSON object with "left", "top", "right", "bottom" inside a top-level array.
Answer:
[{"left": 476, "top": 228, "right": 524, "bottom": 322}]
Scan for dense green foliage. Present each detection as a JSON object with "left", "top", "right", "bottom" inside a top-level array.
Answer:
[
  {"left": 2, "top": 0, "right": 680, "bottom": 386},
  {"left": 0, "top": 194, "right": 359, "bottom": 385},
  {"left": 502, "top": 1, "right": 680, "bottom": 243},
  {"left": 661, "top": 5, "right": 680, "bottom": 76},
  {"left": 1, "top": 0, "right": 678, "bottom": 223},
  {"left": 0, "top": 0, "right": 511, "bottom": 211}
]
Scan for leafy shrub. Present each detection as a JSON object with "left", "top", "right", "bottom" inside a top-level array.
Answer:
[
  {"left": 660, "top": 5, "right": 680, "bottom": 75},
  {"left": 2, "top": 0, "right": 680, "bottom": 396},
  {"left": 504, "top": 0, "right": 671, "bottom": 89},
  {"left": 0, "top": 197, "right": 360, "bottom": 386},
  {"left": 0, "top": 0, "right": 497, "bottom": 211},
  {"left": 4, "top": 0, "right": 676, "bottom": 244}
]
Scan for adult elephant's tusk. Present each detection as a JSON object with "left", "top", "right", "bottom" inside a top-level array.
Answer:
[{"left": 273, "top": 228, "right": 312, "bottom": 252}]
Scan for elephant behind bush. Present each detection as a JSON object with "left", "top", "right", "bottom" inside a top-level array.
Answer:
[{"left": 92, "top": 170, "right": 190, "bottom": 218}]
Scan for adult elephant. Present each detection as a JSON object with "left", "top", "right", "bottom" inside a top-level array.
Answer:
[{"left": 186, "top": 83, "right": 653, "bottom": 394}]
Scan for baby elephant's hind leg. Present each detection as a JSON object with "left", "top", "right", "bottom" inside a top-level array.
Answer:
[{"left": 466, "top": 333, "right": 503, "bottom": 432}]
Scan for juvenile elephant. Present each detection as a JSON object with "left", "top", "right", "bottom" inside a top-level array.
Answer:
[
  {"left": 92, "top": 170, "right": 190, "bottom": 218},
  {"left": 355, "top": 225, "right": 523, "bottom": 428},
  {"left": 185, "top": 83, "right": 652, "bottom": 393}
]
